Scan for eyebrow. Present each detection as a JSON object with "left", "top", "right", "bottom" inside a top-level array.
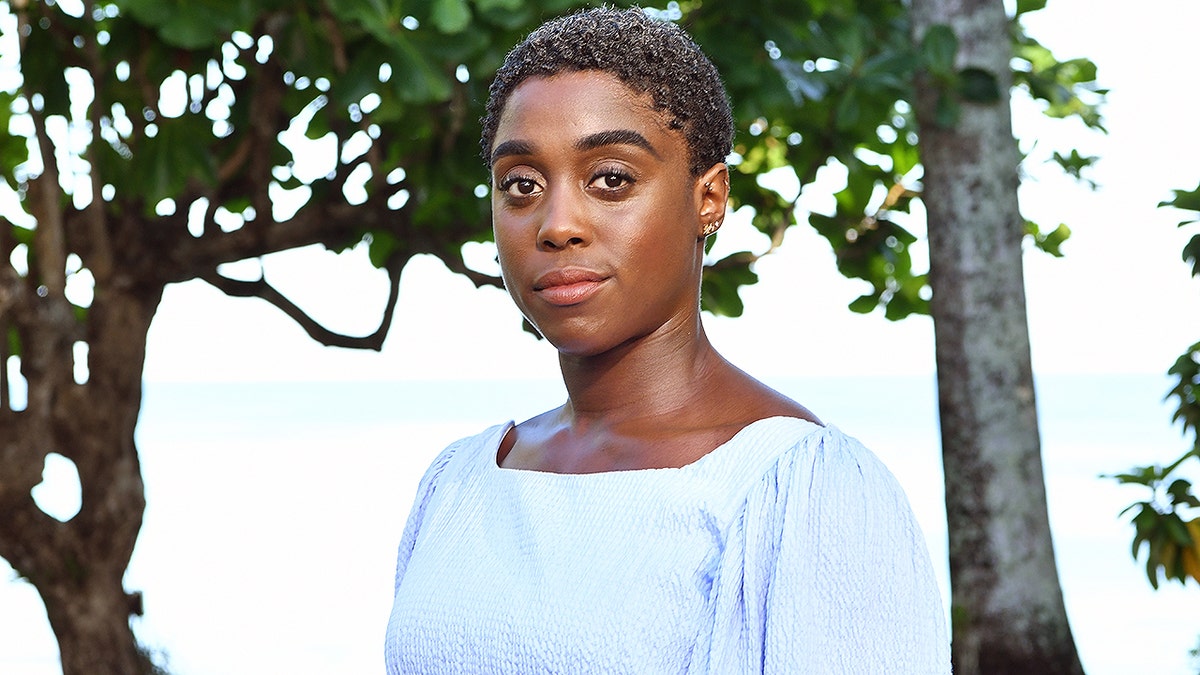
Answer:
[
  {"left": 490, "top": 140, "right": 535, "bottom": 165},
  {"left": 489, "top": 129, "right": 662, "bottom": 166},
  {"left": 574, "top": 129, "right": 660, "bottom": 158}
]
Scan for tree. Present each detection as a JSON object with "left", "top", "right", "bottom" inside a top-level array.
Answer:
[
  {"left": 0, "top": 0, "right": 1100, "bottom": 672},
  {"left": 0, "top": 0, "right": 531, "bottom": 670},
  {"left": 909, "top": 0, "right": 1085, "bottom": 672}
]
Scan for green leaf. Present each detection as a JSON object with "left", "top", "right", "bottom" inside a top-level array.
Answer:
[
  {"left": 700, "top": 255, "right": 758, "bottom": 317},
  {"left": 1165, "top": 515, "right": 1192, "bottom": 547},
  {"left": 848, "top": 294, "right": 877, "bottom": 314},
  {"left": 1160, "top": 184, "right": 1200, "bottom": 217},
  {"left": 834, "top": 88, "right": 862, "bottom": 130},
  {"left": 1167, "top": 479, "right": 1200, "bottom": 510},
  {"left": 367, "top": 230, "right": 400, "bottom": 268},
  {"left": 6, "top": 325, "right": 21, "bottom": 358},
  {"left": 920, "top": 24, "right": 958, "bottom": 79},
  {"left": 1024, "top": 221, "right": 1071, "bottom": 257},
  {"left": 388, "top": 34, "right": 454, "bottom": 103},
  {"left": 934, "top": 91, "right": 960, "bottom": 127},
  {"left": 21, "top": 21, "right": 71, "bottom": 115},
  {"left": 890, "top": 141, "right": 920, "bottom": 176},
  {"left": 1015, "top": 0, "right": 1048, "bottom": 15},
  {"left": 1181, "top": 233, "right": 1200, "bottom": 278},
  {"left": 475, "top": 0, "right": 525, "bottom": 9},
  {"left": 1050, "top": 150, "right": 1098, "bottom": 189},
  {"left": 432, "top": 0, "right": 472, "bottom": 34},
  {"left": 122, "top": 0, "right": 254, "bottom": 49},
  {"left": 958, "top": 67, "right": 1001, "bottom": 104}
]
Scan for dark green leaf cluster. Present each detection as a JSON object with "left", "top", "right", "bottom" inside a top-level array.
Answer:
[
  {"left": 1050, "top": 150, "right": 1098, "bottom": 190},
  {"left": 1168, "top": 343, "right": 1200, "bottom": 443},
  {"left": 1112, "top": 184, "right": 1200, "bottom": 589},
  {"left": 682, "top": 0, "right": 931, "bottom": 319},
  {"left": 701, "top": 253, "right": 759, "bottom": 318},
  {"left": 1112, "top": 464, "right": 1200, "bottom": 588},
  {"left": 1012, "top": 31, "right": 1107, "bottom": 131},
  {"left": 1120, "top": 496, "right": 1200, "bottom": 589},
  {"left": 1161, "top": 184, "right": 1200, "bottom": 278}
]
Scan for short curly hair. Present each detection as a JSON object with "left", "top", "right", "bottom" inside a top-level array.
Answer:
[{"left": 480, "top": 6, "right": 734, "bottom": 177}]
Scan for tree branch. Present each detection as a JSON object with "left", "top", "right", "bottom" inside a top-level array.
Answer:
[
  {"left": 199, "top": 255, "right": 406, "bottom": 351},
  {"left": 19, "top": 9, "right": 66, "bottom": 298},
  {"left": 437, "top": 250, "right": 504, "bottom": 290},
  {"left": 0, "top": 225, "right": 14, "bottom": 412},
  {"left": 81, "top": 18, "right": 113, "bottom": 282}
]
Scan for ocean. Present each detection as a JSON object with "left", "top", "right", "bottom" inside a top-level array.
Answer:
[{"left": 1, "top": 374, "right": 1195, "bottom": 674}]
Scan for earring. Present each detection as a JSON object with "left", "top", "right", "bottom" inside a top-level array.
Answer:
[{"left": 701, "top": 220, "right": 722, "bottom": 237}]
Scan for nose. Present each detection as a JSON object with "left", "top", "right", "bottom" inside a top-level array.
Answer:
[{"left": 536, "top": 188, "right": 589, "bottom": 251}]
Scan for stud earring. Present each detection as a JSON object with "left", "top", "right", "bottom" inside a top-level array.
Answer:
[{"left": 701, "top": 220, "right": 722, "bottom": 237}]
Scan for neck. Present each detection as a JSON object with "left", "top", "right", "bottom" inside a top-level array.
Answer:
[{"left": 556, "top": 316, "right": 726, "bottom": 431}]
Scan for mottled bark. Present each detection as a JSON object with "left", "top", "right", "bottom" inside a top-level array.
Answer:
[
  {"left": 0, "top": 277, "right": 160, "bottom": 675},
  {"left": 1, "top": 4, "right": 440, "bottom": 667},
  {"left": 910, "top": 1, "right": 1085, "bottom": 673}
]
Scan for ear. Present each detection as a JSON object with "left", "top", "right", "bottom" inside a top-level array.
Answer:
[{"left": 694, "top": 163, "right": 729, "bottom": 239}]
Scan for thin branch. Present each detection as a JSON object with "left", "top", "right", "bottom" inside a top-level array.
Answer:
[
  {"left": 14, "top": 3, "right": 67, "bottom": 297},
  {"left": 199, "top": 256, "right": 406, "bottom": 351},
  {"left": 319, "top": 2, "right": 348, "bottom": 75},
  {"left": 81, "top": 13, "right": 113, "bottom": 281},
  {"left": 438, "top": 250, "right": 504, "bottom": 290},
  {"left": 0, "top": 224, "right": 12, "bottom": 412},
  {"left": 243, "top": 28, "right": 288, "bottom": 236}
]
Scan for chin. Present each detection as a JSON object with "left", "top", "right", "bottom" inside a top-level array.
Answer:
[{"left": 537, "top": 328, "right": 618, "bottom": 359}]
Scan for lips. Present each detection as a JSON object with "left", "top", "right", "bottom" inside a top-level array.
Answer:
[{"left": 533, "top": 267, "right": 609, "bottom": 306}]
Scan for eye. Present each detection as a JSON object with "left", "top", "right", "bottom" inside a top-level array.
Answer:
[
  {"left": 497, "top": 172, "right": 543, "bottom": 198},
  {"left": 588, "top": 169, "right": 634, "bottom": 191}
]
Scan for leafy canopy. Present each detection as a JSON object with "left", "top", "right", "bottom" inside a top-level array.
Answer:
[{"left": 0, "top": 0, "right": 1102, "bottom": 347}]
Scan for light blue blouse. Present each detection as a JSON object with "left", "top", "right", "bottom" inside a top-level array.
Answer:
[{"left": 385, "top": 417, "right": 950, "bottom": 673}]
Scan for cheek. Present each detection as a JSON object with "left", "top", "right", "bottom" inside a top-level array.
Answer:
[{"left": 492, "top": 215, "right": 529, "bottom": 297}]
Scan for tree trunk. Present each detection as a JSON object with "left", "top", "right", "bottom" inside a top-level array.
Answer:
[
  {"left": 910, "top": 1, "right": 1085, "bottom": 673},
  {"left": 0, "top": 277, "right": 162, "bottom": 675},
  {"left": 40, "top": 569, "right": 149, "bottom": 674}
]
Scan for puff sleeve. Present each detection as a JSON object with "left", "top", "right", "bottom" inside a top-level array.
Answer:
[
  {"left": 759, "top": 427, "right": 951, "bottom": 673},
  {"left": 391, "top": 437, "right": 466, "bottom": 595}
]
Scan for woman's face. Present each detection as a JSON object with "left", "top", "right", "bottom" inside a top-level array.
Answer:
[{"left": 490, "top": 70, "right": 727, "bottom": 356}]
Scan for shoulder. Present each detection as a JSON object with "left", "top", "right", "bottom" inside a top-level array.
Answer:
[
  {"left": 412, "top": 422, "right": 510, "bottom": 492},
  {"left": 769, "top": 424, "right": 923, "bottom": 538},
  {"left": 752, "top": 425, "right": 951, "bottom": 671},
  {"left": 734, "top": 421, "right": 935, "bottom": 587}
]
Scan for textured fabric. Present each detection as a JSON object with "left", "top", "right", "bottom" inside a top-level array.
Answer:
[{"left": 385, "top": 417, "right": 950, "bottom": 674}]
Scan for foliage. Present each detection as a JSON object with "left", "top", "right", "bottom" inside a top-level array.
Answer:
[
  {"left": 0, "top": 0, "right": 1105, "bottom": 331},
  {"left": 1112, "top": 183, "right": 1200, "bottom": 588}
]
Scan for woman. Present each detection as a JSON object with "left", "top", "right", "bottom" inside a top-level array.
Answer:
[{"left": 386, "top": 7, "right": 950, "bottom": 673}]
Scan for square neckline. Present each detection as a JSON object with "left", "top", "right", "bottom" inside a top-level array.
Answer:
[{"left": 488, "top": 415, "right": 823, "bottom": 479}]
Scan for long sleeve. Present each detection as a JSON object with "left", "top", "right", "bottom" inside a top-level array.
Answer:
[{"left": 762, "top": 427, "right": 951, "bottom": 673}]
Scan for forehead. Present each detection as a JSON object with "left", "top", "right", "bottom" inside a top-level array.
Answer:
[{"left": 493, "top": 71, "right": 677, "bottom": 152}]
